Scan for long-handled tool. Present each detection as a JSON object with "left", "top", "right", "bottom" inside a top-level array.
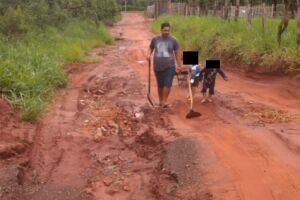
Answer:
[
  {"left": 186, "top": 68, "right": 201, "bottom": 119},
  {"left": 147, "top": 58, "right": 155, "bottom": 107}
]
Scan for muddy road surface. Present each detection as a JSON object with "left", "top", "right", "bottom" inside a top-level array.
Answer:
[{"left": 1, "top": 12, "right": 300, "bottom": 200}]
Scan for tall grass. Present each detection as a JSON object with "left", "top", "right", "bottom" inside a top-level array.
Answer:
[
  {"left": 0, "top": 19, "right": 113, "bottom": 120},
  {"left": 152, "top": 15, "right": 300, "bottom": 75}
]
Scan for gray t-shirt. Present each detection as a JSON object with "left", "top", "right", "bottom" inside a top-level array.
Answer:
[{"left": 150, "top": 35, "right": 179, "bottom": 71}]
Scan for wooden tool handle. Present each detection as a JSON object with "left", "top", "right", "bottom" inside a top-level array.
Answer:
[{"left": 187, "top": 69, "right": 193, "bottom": 110}]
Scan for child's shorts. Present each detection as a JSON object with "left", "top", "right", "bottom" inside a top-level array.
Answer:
[{"left": 201, "top": 83, "right": 215, "bottom": 95}]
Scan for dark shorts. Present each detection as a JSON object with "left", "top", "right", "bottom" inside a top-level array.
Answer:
[
  {"left": 201, "top": 81, "right": 215, "bottom": 95},
  {"left": 154, "top": 67, "right": 175, "bottom": 87}
]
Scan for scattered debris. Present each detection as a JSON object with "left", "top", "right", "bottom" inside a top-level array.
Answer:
[
  {"left": 134, "top": 111, "right": 144, "bottom": 121},
  {"left": 122, "top": 185, "right": 130, "bottom": 192},
  {"left": 94, "top": 129, "right": 103, "bottom": 142},
  {"left": 244, "top": 109, "right": 294, "bottom": 123}
]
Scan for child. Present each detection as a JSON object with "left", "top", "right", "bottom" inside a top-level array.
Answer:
[
  {"left": 187, "top": 64, "right": 201, "bottom": 101},
  {"left": 199, "top": 62, "right": 228, "bottom": 103}
]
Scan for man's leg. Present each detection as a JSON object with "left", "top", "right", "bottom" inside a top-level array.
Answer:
[
  {"left": 157, "top": 87, "right": 164, "bottom": 105},
  {"left": 162, "top": 86, "right": 171, "bottom": 106},
  {"left": 162, "top": 67, "right": 175, "bottom": 107},
  {"left": 154, "top": 70, "right": 164, "bottom": 106}
]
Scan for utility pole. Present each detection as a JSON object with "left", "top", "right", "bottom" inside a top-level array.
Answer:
[{"left": 124, "top": 0, "right": 127, "bottom": 12}]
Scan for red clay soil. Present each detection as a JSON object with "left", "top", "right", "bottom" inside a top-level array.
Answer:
[{"left": 1, "top": 12, "right": 300, "bottom": 200}]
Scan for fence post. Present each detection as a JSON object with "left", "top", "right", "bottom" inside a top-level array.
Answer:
[
  {"left": 167, "top": 0, "right": 170, "bottom": 14},
  {"left": 271, "top": 4, "right": 274, "bottom": 17}
]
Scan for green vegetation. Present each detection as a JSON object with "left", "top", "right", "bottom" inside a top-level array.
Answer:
[
  {"left": 0, "top": 1, "right": 118, "bottom": 120},
  {"left": 152, "top": 15, "right": 300, "bottom": 75}
]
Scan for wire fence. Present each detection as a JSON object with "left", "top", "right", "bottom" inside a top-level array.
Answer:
[{"left": 146, "top": 1, "right": 287, "bottom": 19}]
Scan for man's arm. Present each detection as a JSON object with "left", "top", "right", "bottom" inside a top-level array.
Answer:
[
  {"left": 175, "top": 50, "right": 182, "bottom": 71},
  {"left": 148, "top": 37, "right": 155, "bottom": 61},
  {"left": 148, "top": 48, "right": 154, "bottom": 61}
]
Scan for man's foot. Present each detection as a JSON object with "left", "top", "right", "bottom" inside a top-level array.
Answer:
[{"left": 201, "top": 98, "right": 206, "bottom": 104}]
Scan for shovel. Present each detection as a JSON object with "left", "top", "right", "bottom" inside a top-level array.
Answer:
[
  {"left": 186, "top": 68, "right": 201, "bottom": 119},
  {"left": 147, "top": 58, "right": 155, "bottom": 107}
]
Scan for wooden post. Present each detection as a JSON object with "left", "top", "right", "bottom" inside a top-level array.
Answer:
[
  {"left": 168, "top": 0, "right": 171, "bottom": 14},
  {"left": 229, "top": 2, "right": 232, "bottom": 20},
  {"left": 235, "top": 0, "right": 240, "bottom": 21},
  {"left": 244, "top": 0, "right": 252, "bottom": 29},
  {"left": 213, "top": 0, "right": 217, "bottom": 16},
  {"left": 271, "top": 4, "right": 274, "bottom": 17},
  {"left": 155, "top": 0, "right": 158, "bottom": 18},
  {"left": 224, "top": 0, "right": 229, "bottom": 20}
]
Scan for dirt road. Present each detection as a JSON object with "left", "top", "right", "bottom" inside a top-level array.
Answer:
[{"left": 1, "top": 12, "right": 300, "bottom": 200}]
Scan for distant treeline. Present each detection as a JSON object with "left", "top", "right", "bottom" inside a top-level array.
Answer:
[{"left": 0, "top": 0, "right": 120, "bottom": 37}]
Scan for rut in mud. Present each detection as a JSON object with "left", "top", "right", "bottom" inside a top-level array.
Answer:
[{"left": 1, "top": 12, "right": 300, "bottom": 200}]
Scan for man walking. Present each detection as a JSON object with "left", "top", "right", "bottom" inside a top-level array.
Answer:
[{"left": 148, "top": 22, "right": 182, "bottom": 108}]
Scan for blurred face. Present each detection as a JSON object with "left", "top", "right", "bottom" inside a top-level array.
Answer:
[{"left": 161, "top": 26, "right": 170, "bottom": 37}]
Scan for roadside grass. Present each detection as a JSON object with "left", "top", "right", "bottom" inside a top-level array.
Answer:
[{"left": 0, "top": 19, "right": 113, "bottom": 120}]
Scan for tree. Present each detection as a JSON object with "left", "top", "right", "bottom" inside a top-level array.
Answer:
[
  {"left": 262, "top": 1, "right": 266, "bottom": 33},
  {"left": 224, "top": 0, "right": 230, "bottom": 20},
  {"left": 273, "top": 0, "right": 277, "bottom": 17},
  {"left": 0, "top": 0, "right": 120, "bottom": 36},
  {"left": 277, "top": 0, "right": 289, "bottom": 46},
  {"left": 244, "top": 0, "right": 252, "bottom": 28},
  {"left": 235, "top": 0, "right": 240, "bottom": 21}
]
